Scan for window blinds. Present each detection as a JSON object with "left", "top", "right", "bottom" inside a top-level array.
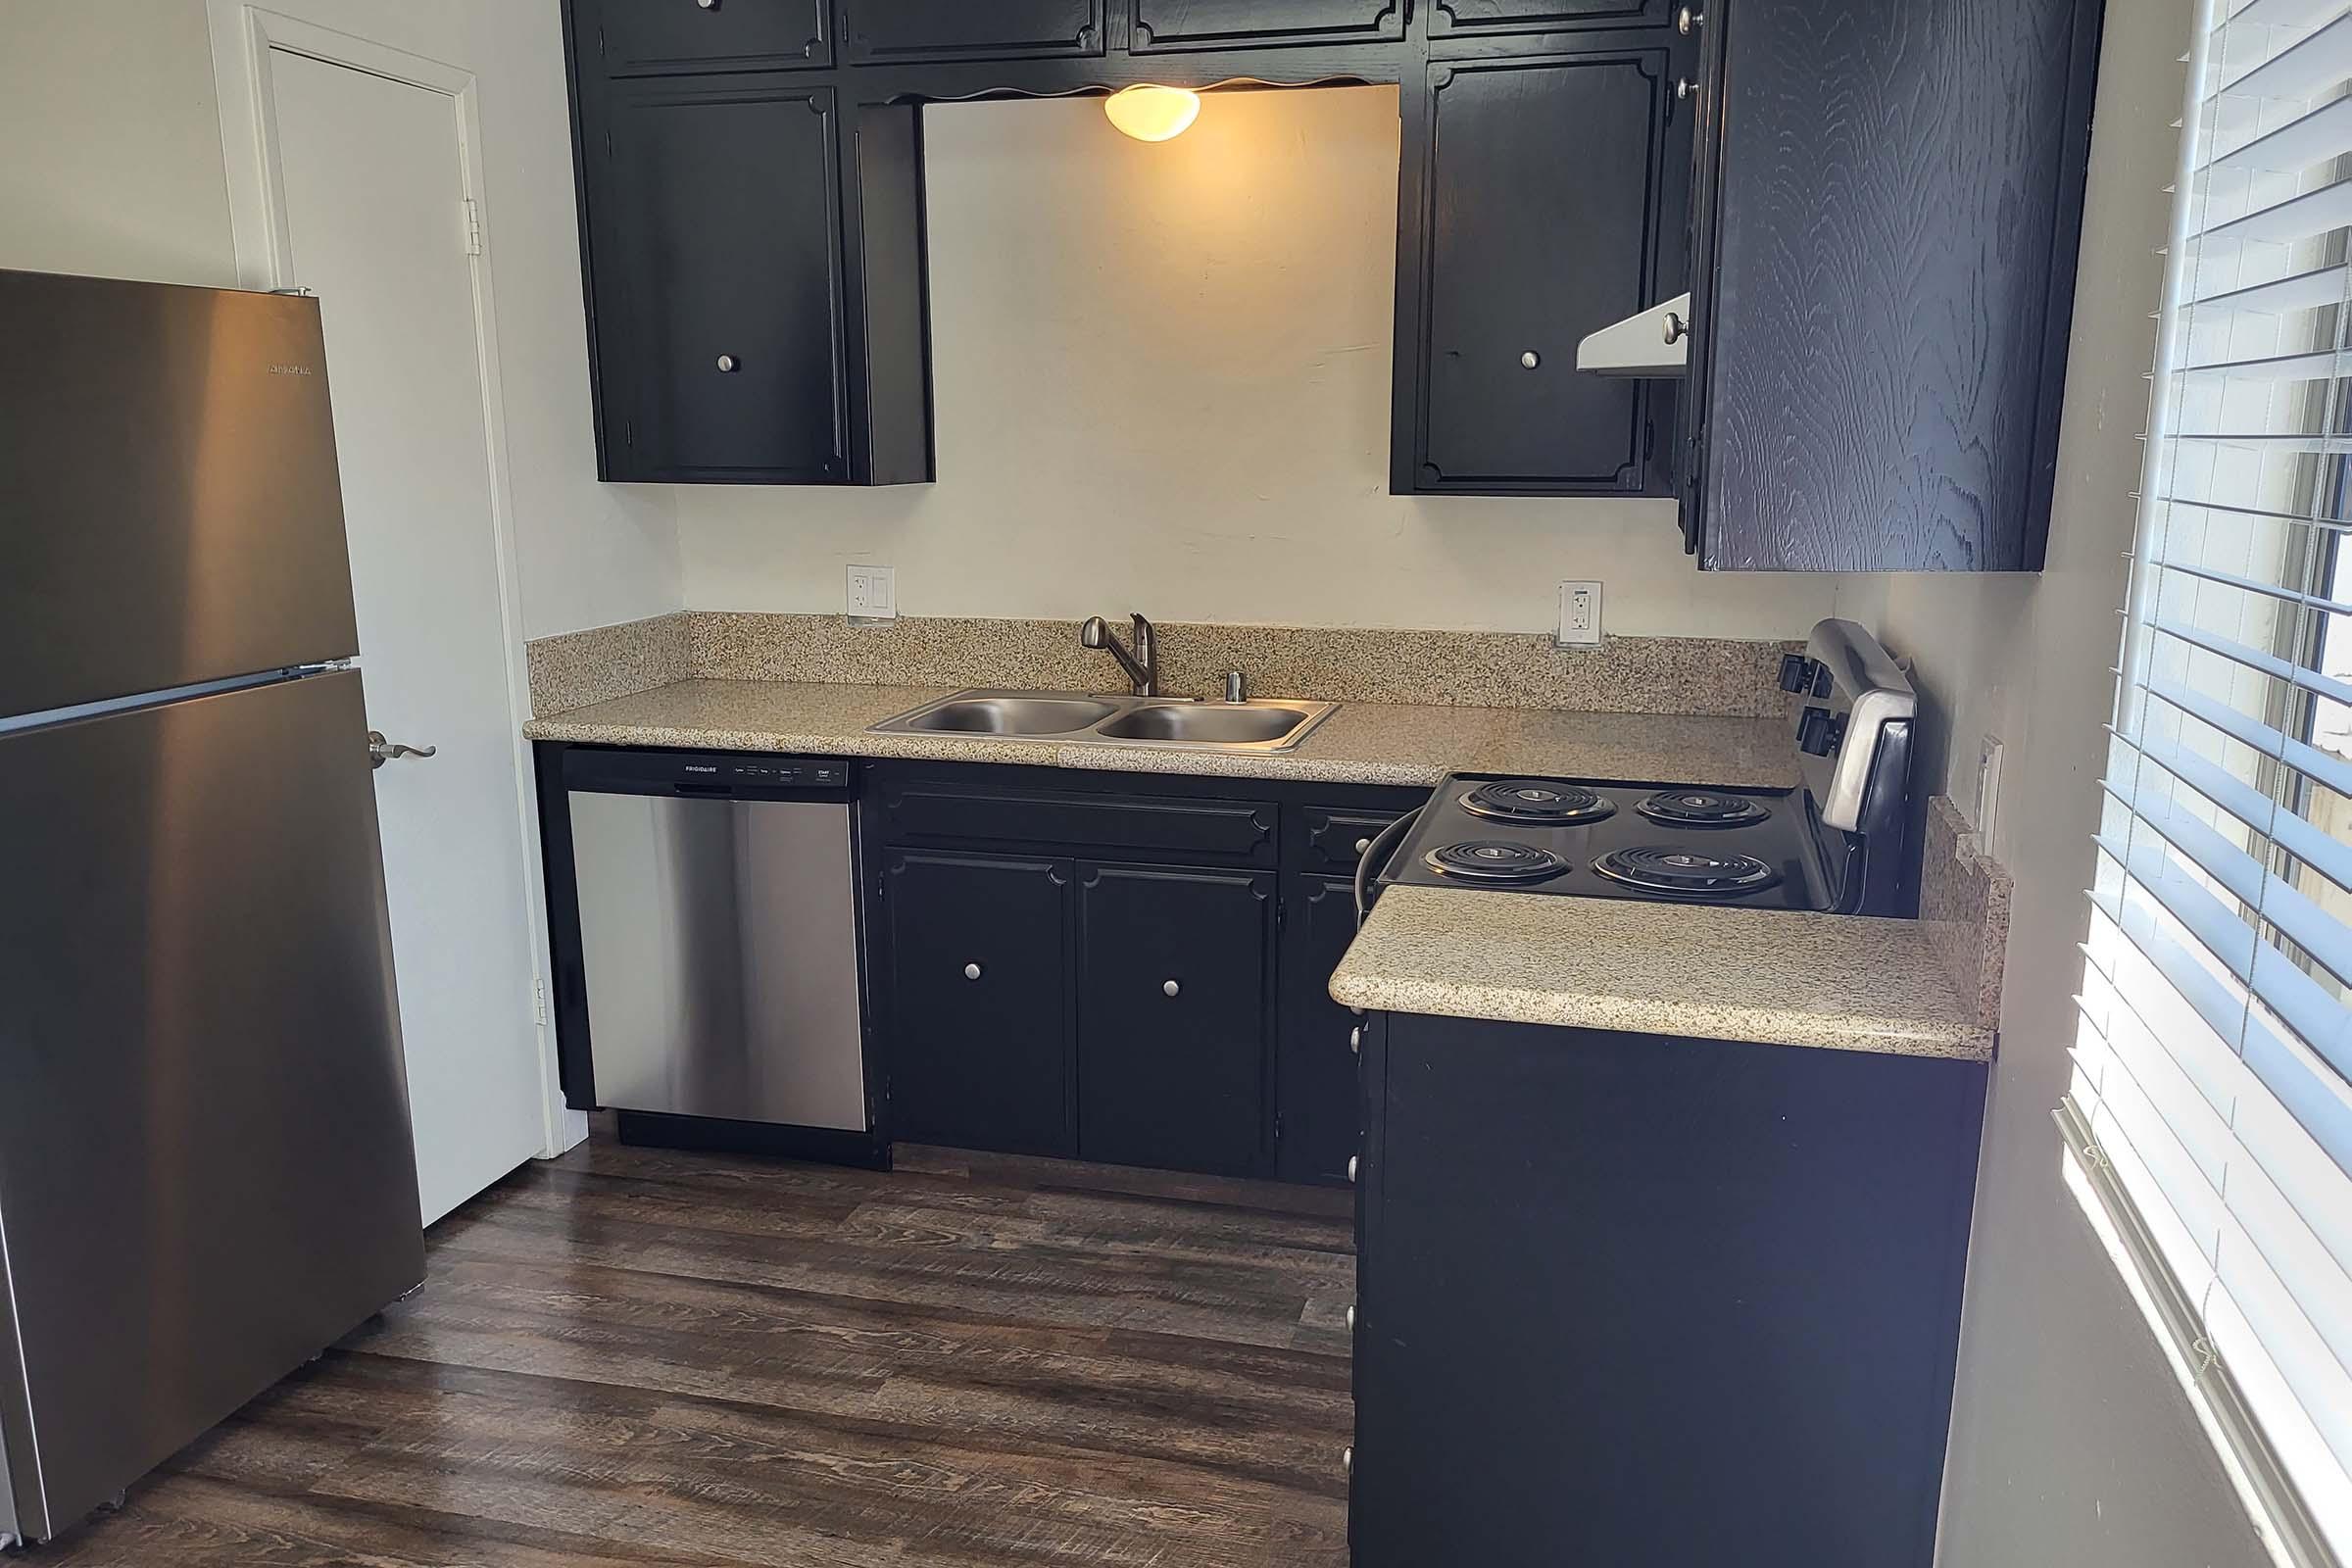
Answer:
[{"left": 2070, "top": 0, "right": 2352, "bottom": 1559}]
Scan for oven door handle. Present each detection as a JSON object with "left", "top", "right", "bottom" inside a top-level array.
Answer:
[{"left": 1354, "top": 805, "right": 1424, "bottom": 928}]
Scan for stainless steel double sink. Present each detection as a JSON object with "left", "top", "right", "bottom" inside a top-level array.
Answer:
[{"left": 868, "top": 689, "right": 1339, "bottom": 753}]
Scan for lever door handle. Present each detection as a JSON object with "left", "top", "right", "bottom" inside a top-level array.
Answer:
[{"left": 368, "top": 731, "right": 439, "bottom": 769}]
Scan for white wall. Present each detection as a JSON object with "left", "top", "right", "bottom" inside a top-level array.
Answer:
[
  {"left": 677, "top": 87, "right": 1844, "bottom": 641},
  {"left": 0, "top": 0, "right": 682, "bottom": 642},
  {"left": 1845, "top": 1, "right": 2270, "bottom": 1561},
  {"left": 0, "top": 1, "right": 238, "bottom": 285}
]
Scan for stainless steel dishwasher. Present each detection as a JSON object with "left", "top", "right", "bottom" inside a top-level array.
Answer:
[{"left": 553, "top": 748, "right": 877, "bottom": 1163}]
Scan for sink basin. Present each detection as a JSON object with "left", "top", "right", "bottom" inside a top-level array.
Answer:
[
  {"left": 1095, "top": 703, "right": 1310, "bottom": 745},
  {"left": 899, "top": 695, "right": 1120, "bottom": 735},
  {"left": 869, "top": 689, "right": 1340, "bottom": 753}
]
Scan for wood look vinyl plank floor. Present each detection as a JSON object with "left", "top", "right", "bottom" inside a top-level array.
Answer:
[{"left": 33, "top": 1137, "right": 1356, "bottom": 1567}]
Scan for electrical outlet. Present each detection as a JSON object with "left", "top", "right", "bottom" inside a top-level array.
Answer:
[
  {"left": 1556, "top": 581, "right": 1603, "bottom": 648},
  {"left": 1976, "top": 736, "right": 2005, "bottom": 852},
  {"left": 846, "top": 564, "right": 896, "bottom": 623}
]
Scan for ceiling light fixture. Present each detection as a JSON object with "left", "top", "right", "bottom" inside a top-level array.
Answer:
[{"left": 1104, "top": 84, "right": 1201, "bottom": 142}]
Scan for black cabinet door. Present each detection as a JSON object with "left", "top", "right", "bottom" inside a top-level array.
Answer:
[
  {"left": 1688, "top": 0, "right": 2096, "bottom": 569},
  {"left": 884, "top": 851, "right": 1073, "bottom": 1156},
  {"left": 1354, "top": 1015, "right": 1985, "bottom": 1567},
  {"left": 1129, "top": 0, "right": 1404, "bottom": 51},
  {"left": 585, "top": 0, "right": 831, "bottom": 74},
  {"left": 1427, "top": 0, "right": 1669, "bottom": 33},
  {"left": 1398, "top": 48, "right": 1678, "bottom": 494},
  {"left": 1276, "top": 874, "right": 1360, "bottom": 1184},
  {"left": 589, "top": 75, "right": 848, "bottom": 482},
  {"left": 842, "top": 0, "right": 1105, "bottom": 63},
  {"left": 1075, "top": 863, "right": 1273, "bottom": 1176}
]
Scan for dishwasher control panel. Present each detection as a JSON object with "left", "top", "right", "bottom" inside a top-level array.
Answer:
[
  {"left": 562, "top": 747, "right": 855, "bottom": 800},
  {"left": 681, "top": 759, "right": 848, "bottom": 789}
]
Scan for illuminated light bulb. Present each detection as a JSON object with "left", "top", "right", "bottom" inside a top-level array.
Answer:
[{"left": 1104, "top": 84, "right": 1201, "bottom": 142}]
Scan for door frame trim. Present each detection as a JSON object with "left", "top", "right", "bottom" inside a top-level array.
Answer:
[{"left": 204, "top": 5, "right": 574, "bottom": 1166}]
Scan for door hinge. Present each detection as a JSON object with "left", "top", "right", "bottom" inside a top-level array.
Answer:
[
  {"left": 624, "top": 419, "right": 636, "bottom": 448},
  {"left": 1273, "top": 1111, "right": 1285, "bottom": 1143},
  {"left": 533, "top": 975, "right": 549, "bottom": 1025},
  {"left": 462, "top": 197, "right": 483, "bottom": 256},
  {"left": 1277, "top": 897, "right": 1288, "bottom": 931}
]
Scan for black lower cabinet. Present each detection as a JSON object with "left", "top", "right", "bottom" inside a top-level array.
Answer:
[
  {"left": 882, "top": 849, "right": 1073, "bottom": 1155},
  {"left": 868, "top": 763, "right": 1423, "bottom": 1180},
  {"left": 1352, "top": 1012, "right": 1987, "bottom": 1567},
  {"left": 1276, "top": 873, "right": 1363, "bottom": 1183},
  {"left": 1075, "top": 862, "right": 1274, "bottom": 1176}
]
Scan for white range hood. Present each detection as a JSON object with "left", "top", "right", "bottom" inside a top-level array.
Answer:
[{"left": 1576, "top": 292, "right": 1690, "bottom": 377}]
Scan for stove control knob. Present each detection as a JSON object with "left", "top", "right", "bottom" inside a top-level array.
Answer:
[
  {"left": 1813, "top": 664, "right": 1835, "bottom": 700},
  {"left": 1798, "top": 705, "right": 1838, "bottom": 756},
  {"left": 1779, "top": 653, "right": 1814, "bottom": 694}
]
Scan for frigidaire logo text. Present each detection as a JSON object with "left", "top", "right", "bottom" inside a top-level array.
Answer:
[{"left": 268, "top": 364, "right": 316, "bottom": 376}]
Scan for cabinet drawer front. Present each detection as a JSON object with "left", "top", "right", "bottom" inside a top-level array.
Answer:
[
  {"left": 1295, "top": 805, "right": 1410, "bottom": 872},
  {"left": 588, "top": 0, "right": 832, "bottom": 74},
  {"left": 843, "top": 0, "right": 1105, "bottom": 63},
  {"left": 595, "top": 78, "right": 848, "bottom": 481},
  {"left": 881, "top": 784, "right": 1278, "bottom": 863},
  {"left": 1129, "top": 0, "right": 1404, "bottom": 51},
  {"left": 1429, "top": 0, "right": 1670, "bottom": 32},
  {"left": 1076, "top": 863, "right": 1272, "bottom": 1175},
  {"left": 884, "top": 851, "right": 1072, "bottom": 1155},
  {"left": 1413, "top": 52, "right": 1665, "bottom": 492}
]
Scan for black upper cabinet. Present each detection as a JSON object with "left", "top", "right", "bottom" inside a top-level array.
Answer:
[
  {"left": 1396, "top": 47, "right": 1681, "bottom": 494},
  {"left": 842, "top": 0, "right": 1105, "bottom": 63},
  {"left": 1683, "top": 0, "right": 2100, "bottom": 569},
  {"left": 1129, "top": 0, "right": 1405, "bottom": 51},
  {"left": 1075, "top": 862, "right": 1273, "bottom": 1177},
  {"left": 588, "top": 75, "right": 848, "bottom": 482},
  {"left": 1428, "top": 0, "right": 1671, "bottom": 33},
  {"left": 588, "top": 0, "right": 831, "bottom": 74},
  {"left": 884, "top": 850, "right": 1074, "bottom": 1156}
]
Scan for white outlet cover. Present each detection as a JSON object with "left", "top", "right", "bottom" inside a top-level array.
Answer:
[
  {"left": 846, "top": 564, "right": 896, "bottom": 623},
  {"left": 1556, "top": 580, "right": 1603, "bottom": 648}
]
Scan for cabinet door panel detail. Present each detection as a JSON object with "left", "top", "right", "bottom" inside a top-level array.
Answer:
[
  {"left": 885, "top": 851, "right": 1072, "bottom": 1156},
  {"left": 1130, "top": 0, "right": 1403, "bottom": 51},
  {"left": 1076, "top": 863, "right": 1272, "bottom": 1176},
  {"left": 594, "top": 77, "right": 847, "bottom": 481},
  {"left": 843, "top": 0, "right": 1104, "bottom": 64}
]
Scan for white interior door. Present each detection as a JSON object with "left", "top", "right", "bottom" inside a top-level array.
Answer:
[{"left": 265, "top": 47, "right": 547, "bottom": 1224}]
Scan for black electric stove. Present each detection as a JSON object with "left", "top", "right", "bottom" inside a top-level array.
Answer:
[
  {"left": 1383, "top": 777, "right": 1830, "bottom": 908},
  {"left": 1369, "top": 619, "right": 1919, "bottom": 917}
]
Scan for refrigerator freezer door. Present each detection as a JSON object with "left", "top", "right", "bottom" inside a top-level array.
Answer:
[
  {"left": 0, "top": 669, "right": 423, "bottom": 1541},
  {"left": 0, "top": 270, "right": 362, "bottom": 719}
]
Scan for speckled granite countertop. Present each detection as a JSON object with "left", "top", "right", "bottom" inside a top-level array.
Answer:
[
  {"left": 521, "top": 678, "right": 1801, "bottom": 790},
  {"left": 1330, "top": 885, "right": 1995, "bottom": 1060}
]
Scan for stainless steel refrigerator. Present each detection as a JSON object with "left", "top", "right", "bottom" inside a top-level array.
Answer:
[{"left": 0, "top": 270, "right": 426, "bottom": 1545}]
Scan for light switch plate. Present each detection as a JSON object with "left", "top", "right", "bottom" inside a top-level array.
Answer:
[
  {"left": 1556, "top": 581, "right": 1603, "bottom": 648},
  {"left": 847, "top": 564, "right": 896, "bottom": 624}
]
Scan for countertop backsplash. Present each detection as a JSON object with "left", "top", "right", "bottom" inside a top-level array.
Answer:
[{"left": 526, "top": 610, "right": 1805, "bottom": 721}]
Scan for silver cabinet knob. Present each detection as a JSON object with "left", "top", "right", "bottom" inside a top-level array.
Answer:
[
  {"left": 1346, "top": 1303, "right": 1356, "bottom": 1330},
  {"left": 1678, "top": 5, "right": 1703, "bottom": 32},
  {"left": 1519, "top": 350, "right": 1541, "bottom": 369},
  {"left": 368, "top": 731, "right": 437, "bottom": 769},
  {"left": 1349, "top": 1025, "right": 1362, "bottom": 1054},
  {"left": 963, "top": 962, "right": 982, "bottom": 981},
  {"left": 1162, "top": 979, "right": 1181, "bottom": 998},
  {"left": 1662, "top": 312, "right": 1688, "bottom": 345},
  {"left": 1347, "top": 1154, "right": 1359, "bottom": 1184},
  {"left": 1354, "top": 836, "right": 1373, "bottom": 856},
  {"left": 697, "top": 0, "right": 719, "bottom": 9},
  {"left": 1343, "top": 1446, "right": 1353, "bottom": 1474},
  {"left": 715, "top": 354, "right": 740, "bottom": 372},
  {"left": 1675, "top": 77, "right": 1696, "bottom": 101}
]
